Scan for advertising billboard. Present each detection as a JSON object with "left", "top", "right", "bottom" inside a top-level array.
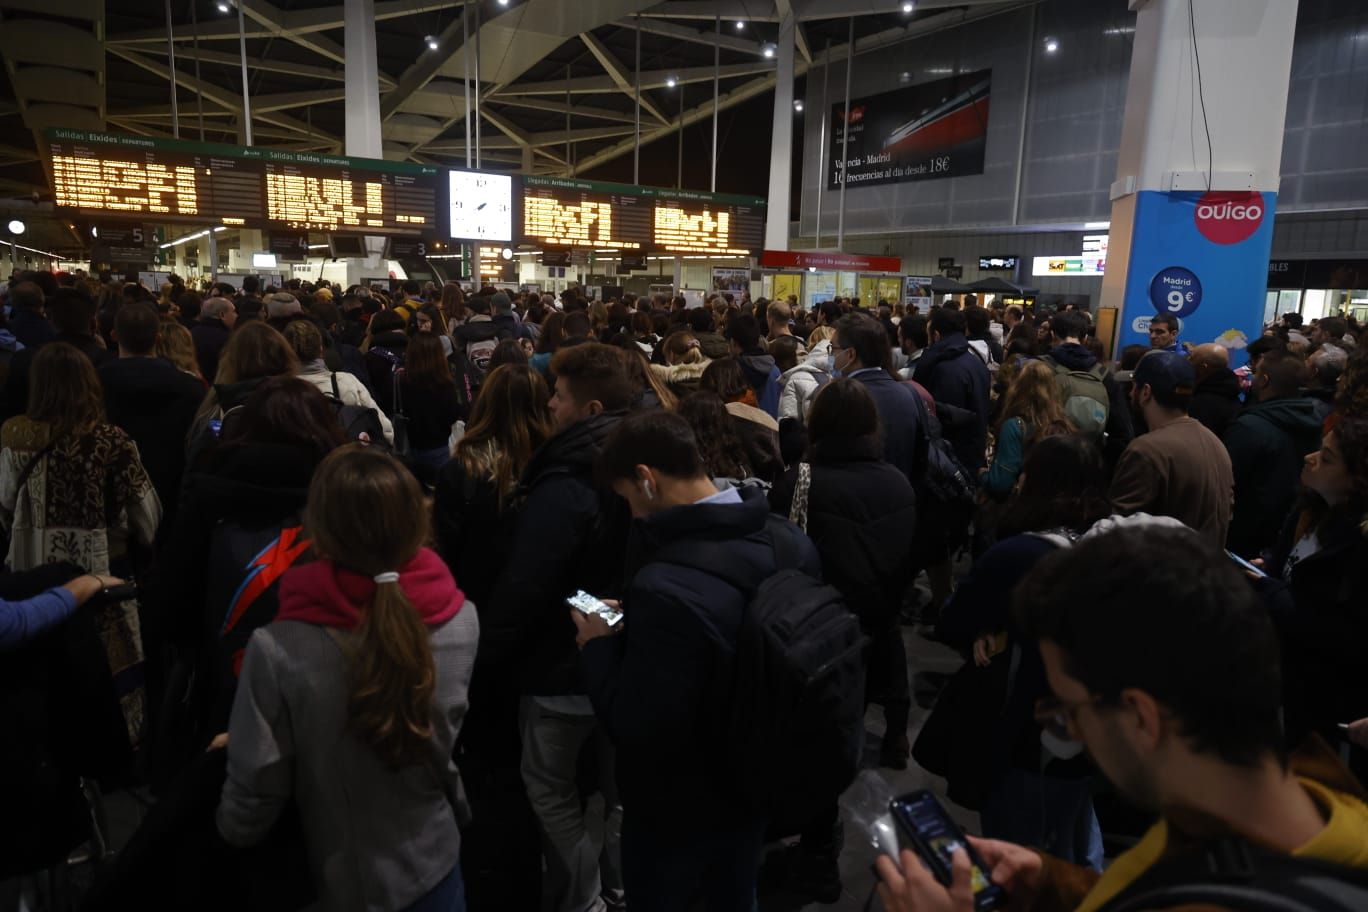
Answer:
[{"left": 828, "top": 69, "right": 991, "bottom": 190}]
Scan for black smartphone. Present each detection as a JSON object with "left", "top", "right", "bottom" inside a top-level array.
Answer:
[
  {"left": 1224, "top": 549, "right": 1268, "bottom": 579},
  {"left": 889, "top": 790, "right": 1005, "bottom": 911}
]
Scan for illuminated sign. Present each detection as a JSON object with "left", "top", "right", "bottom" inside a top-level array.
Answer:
[
  {"left": 978, "top": 255, "right": 1018, "bottom": 270},
  {"left": 1032, "top": 235, "right": 1109, "bottom": 277},
  {"left": 448, "top": 170, "right": 513, "bottom": 241},
  {"left": 521, "top": 176, "right": 764, "bottom": 256},
  {"left": 47, "top": 129, "right": 438, "bottom": 235}
]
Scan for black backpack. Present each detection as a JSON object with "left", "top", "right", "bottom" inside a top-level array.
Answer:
[
  {"left": 1101, "top": 836, "right": 1368, "bottom": 912},
  {"left": 327, "top": 373, "right": 391, "bottom": 451},
  {"left": 656, "top": 517, "right": 867, "bottom": 832},
  {"left": 908, "top": 386, "right": 975, "bottom": 507}
]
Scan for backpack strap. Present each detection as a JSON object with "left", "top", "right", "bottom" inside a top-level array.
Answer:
[{"left": 329, "top": 372, "right": 342, "bottom": 402}]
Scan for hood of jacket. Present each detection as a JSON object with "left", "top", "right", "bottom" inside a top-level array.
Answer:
[
  {"left": 914, "top": 331, "right": 972, "bottom": 382},
  {"left": 693, "top": 330, "right": 731, "bottom": 359},
  {"left": 726, "top": 400, "right": 780, "bottom": 432},
  {"left": 737, "top": 350, "right": 778, "bottom": 386},
  {"left": 1049, "top": 342, "right": 1099, "bottom": 372},
  {"left": 276, "top": 547, "right": 465, "bottom": 630},
  {"left": 213, "top": 375, "right": 270, "bottom": 411},
  {"left": 632, "top": 484, "right": 771, "bottom": 559},
  {"left": 456, "top": 319, "right": 507, "bottom": 344},
  {"left": 652, "top": 359, "right": 710, "bottom": 383},
  {"left": 523, "top": 411, "right": 621, "bottom": 487},
  {"left": 368, "top": 331, "right": 409, "bottom": 354},
  {"left": 805, "top": 337, "right": 833, "bottom": 366},
  {"left": 1242, "top": 396, "right": 1324, "bottom": 437},
  {"left": 188, "top": 440, "right": 321, "bottom": 521},
  {"left": 1193, "top": 368, "right": 1243, "bottom": 402},
  {"left": 780, "top": 360, "right": 830, "bottom": 386}
]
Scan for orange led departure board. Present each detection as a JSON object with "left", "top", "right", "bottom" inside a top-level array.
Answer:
[
  {"left": 520, "top": 176, "right": 765, "bottom": 255},
  {"left": 48, "top": 129, "right": 438, "bottom": 234}
]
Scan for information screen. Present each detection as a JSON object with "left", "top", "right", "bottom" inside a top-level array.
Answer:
[
  {"left": 48, "top": 129, "right": 438, "bottom": 234},
  {"left": 521, "top": 176, "right": 765, "bottom": 255},
  {"left": 448, "top": 170, "right": 513, "bottom": 242}
]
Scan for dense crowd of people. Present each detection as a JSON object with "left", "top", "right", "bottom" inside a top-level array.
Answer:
[{"left": 2, "top": 265, "right": 1367, "bottom": 912}]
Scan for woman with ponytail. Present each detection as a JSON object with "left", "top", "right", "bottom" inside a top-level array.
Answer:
[{"left": 217, "top": 445, "right": 478, "bottom": 911}]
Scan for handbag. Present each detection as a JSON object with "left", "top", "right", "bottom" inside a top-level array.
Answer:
[{"left": 788, "top": 462, "right": 812, "bottom": 532}]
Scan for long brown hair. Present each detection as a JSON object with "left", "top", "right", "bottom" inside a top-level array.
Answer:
[
  {"left": 28, "top": 342, "right": 105, "bottom": 439},
  {"left": 622, "top": 347, "right": 678, "bottom": 410},
  {"left": 224, "top": 376, "right": 347, "bottom": 461},
  {"left": 195, "top": 321, "right": 299, "bottom": 422},
  {"left": 306, "top": 446, "right": 435, "bottom": 769},
  {"left": 998, "top": 358, "right": 1073, "bottom": 443},
  {"left": 455, "top": 364, "right": 552, "bottom": 506},
  {"left": 404, "top": 332, "right": 455, "bottom": 389}
]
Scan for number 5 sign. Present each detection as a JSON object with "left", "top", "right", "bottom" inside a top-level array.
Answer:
[{"left": 1148, "top": 265, "right": 1203, "bottom": 318}]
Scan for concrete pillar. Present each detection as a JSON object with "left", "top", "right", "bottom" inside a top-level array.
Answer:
[
  {"left": 344, "top": 0, "right": 383, "bottom": 159},
  {"left": 763, "top": 8, "right": 796, "bottom": 252},
  {"left": 1101, "top": 0, "right": 1298, "bottom": 362},
  {"left": 521, "top": 145, "right": 534, "bottom": 174}
]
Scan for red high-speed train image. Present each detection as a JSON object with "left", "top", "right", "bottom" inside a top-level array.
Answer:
[{"left": 881, "top": 76, "right": 991, "bottom": 159}]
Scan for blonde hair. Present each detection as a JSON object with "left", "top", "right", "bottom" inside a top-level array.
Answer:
[
  {"left": 808, "top": 325, "right": 837, "bottom": 347},
  {"left": 1000, "top": 359, "right": 1073, "bottom": 443},
  {"left": 456, "top": 365, "right": 553, "bottom": 507},
  {"left": 306, "top": 446, "right": 435, "bottom": 769},
  {"left": 157, "top": 320, "right": 204, "bottom": 381},
  {"left": 663, "top": 330, "right": 705, "bottom": 365}
]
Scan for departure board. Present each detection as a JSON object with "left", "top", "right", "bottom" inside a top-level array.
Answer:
[
  {"left": 47, "top": 129, "right": 438, "bottom": 234},
  {"left": 521, "top": 176, "right": 766, "bottom": 255}
]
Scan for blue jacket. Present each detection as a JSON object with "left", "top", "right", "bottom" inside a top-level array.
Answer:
[
  {"left": 8, "top": 308, "right": 54, "bottom": 351},
  {"left": 982, "top": 417, "right": 1028, "bottom": 501},
  {"left": 579, "top": 486, "right": 819, "bottom": 828},
  {"left": 849, "top": 367, "right": 923, "bottom": 484},
  {"left": 913, "top": 332, "right": 991, "bottom": 471},
  {"left": 737, "top": 350, "right": 781, "bottom": 418}
]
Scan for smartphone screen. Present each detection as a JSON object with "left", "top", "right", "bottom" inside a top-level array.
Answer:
[
  {"left": 1225, "top": 549, "right": 1268, "bottom": 578},
  {"left": 890, "top": 791, "right": 1005, "bottom": 911},
  {"left": 208, "top": 418, "right": 223, "bottom": 438},
  {"left": 566, "top": 590, "right": 624, "bottom": 628}
]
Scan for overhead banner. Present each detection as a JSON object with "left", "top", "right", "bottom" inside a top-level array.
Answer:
[
  {"left": 828, "top": 69, "right": 992, "bottom": 190},
  {"left": 1116, "top": 190, "right": 1276, "bottom": 362}
]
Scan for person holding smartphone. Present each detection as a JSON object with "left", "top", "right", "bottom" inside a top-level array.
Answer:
[
  {"left": 876, "top": 527, "right": 1368, "bottom": 912},
  {"left": 575, "top": 410, "right": 821, "bottom": 912}
]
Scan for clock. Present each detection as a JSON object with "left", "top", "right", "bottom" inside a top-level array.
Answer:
[{"left": 448, "top": 169, "right": 513, "bottom": 242}]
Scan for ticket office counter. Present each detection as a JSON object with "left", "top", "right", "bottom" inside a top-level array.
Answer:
[{"left": 762, "top": 271, "right": 903, "bottom": 311}]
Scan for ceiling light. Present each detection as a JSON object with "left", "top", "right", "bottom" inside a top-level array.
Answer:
[
  {"left": 6, "top": 219, "right": 24, "bottom": 235},
  {"left": 497, "top": 0, "right": 509, "bottom": 5},
  {"left": 90, "top": 226, "right": 98, "bottom": 238},
  {"left": 762, "top": 43, "right": 776, "bottom": 58},
  {"left": 1044, "top": 36, "right": 1059, "bottom": 53},
  {"left": 424, "top": 35, "right": 439, "bottom": 51},
  {"left": 216, "top": 1, "right": 230, "bottom": 12},
  {"left": 665, "top": 74, "right": 677, "bottom": 88},
  {"left": 500, "top": 247, "right": 514, "bottom": 261},
  {"left": 793, "top": 100, "right": 803, "bottom": 112},
  {"left": 735, "top": 21, "right": 744, "bottom": 30},
  {"left": 902, "top": 1, "right": 914, "bottom": 12}
]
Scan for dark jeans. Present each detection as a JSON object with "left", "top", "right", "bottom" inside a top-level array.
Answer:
[
  {"left": 621, "top": 813, "right": 765, "bottom": 912},
  {"left": 403, "top": 862, "right": 466, "bottom": 912}
]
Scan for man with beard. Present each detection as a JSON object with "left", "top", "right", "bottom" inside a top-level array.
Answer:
[{"left": 876, "top": 527, "right": 1368, "bottom": 912}]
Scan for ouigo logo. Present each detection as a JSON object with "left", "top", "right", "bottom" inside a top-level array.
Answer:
[{"left": 1194, "top": 190, "right": 1265, "bottom": 245}]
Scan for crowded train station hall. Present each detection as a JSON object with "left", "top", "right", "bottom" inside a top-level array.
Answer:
[{"left": 1, "top": 0, "right": 1366, "bottom": 909}]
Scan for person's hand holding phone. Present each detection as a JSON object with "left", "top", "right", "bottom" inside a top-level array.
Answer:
[
  {"left": 876, "top": 845, "right": 974, "bottom": 912},
  {"left": 967, "top": 837, "right": 1042, "bottom": 912},
  {"left": 571, "top": 598, "right": 622, "bottom": 649}
]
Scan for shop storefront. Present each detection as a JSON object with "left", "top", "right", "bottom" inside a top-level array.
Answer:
[
  {"left": 1266, "top": 259, "right": 1368, "bottom": 324},
  {"left": 758, "top": 250, "right": 905, "bottom": 310}
]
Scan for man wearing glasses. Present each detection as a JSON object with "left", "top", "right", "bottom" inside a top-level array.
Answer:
[{"left": 878, "top": 526, "right": 1368, "bottom": 912}]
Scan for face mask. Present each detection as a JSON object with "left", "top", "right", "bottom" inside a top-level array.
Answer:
[{"left": 826, "top": 354, "right": 840, "bottom": 377}]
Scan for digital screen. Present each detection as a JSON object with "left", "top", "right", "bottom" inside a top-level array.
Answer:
[
  {"left": 978, "top": 256, "right": 1018, "bottom": 270},
  {"left": 522, "top": 183, "right": 649, "bottom": 250},
  {"left": 448, "top": 170, "right": 513, "bottom": 241},
  {"left": 520, "top": 176, "right": 765, "bottom": 255},
  {"left": 48, "top": 129, "right": 438, "bottom": 235},
  {"left": 892, "top": 793, "right": 1004, "bottom": 910}
]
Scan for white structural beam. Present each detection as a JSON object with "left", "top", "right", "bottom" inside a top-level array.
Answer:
[
  {"left": 496, "top": 61, "right": 773, "bottom": 96},
  {"left": 775, "top": 0, "right": 812, "bottom": 64},
  {"left": 490, "top": 96, "right": 640, "bottom": 125},
  {"left": 579, "top": 31, "right": 670, "bottom": 126},
  {"left": 123, "top": 43, "right": 395, "bottom": 89},
  {"left": 611, "top": 18, "right": 765, "bottom": 55}
]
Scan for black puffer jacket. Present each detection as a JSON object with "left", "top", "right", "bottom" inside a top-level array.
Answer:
[
  {"left": 769, "top": 436, "right": 916, "bottom": 631},
  {"left": 480, "top": 414, "right": 629, "bottom": 696},
  {"left": 913, "top": 332, "right": 991, "bottom": 471},
  {"left": 364, "top": 331, "right": 409, "bottom": 416},
  {"left": 99, "top": 356, "right": 206, "bottom": 530},
  {"left": 1266, "top": 511, "right": 1368, "bottom": 743},
  {"left": 579, "top": 486, "right": 820, "bottom": 829},
  {"left": 1189, "top": 368, "right": 1243, "bottom": 440}
]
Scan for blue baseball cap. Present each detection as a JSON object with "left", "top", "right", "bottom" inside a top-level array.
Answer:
[{"left": 1133, "top": 350, "right": 1195, "bottom": 398}]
